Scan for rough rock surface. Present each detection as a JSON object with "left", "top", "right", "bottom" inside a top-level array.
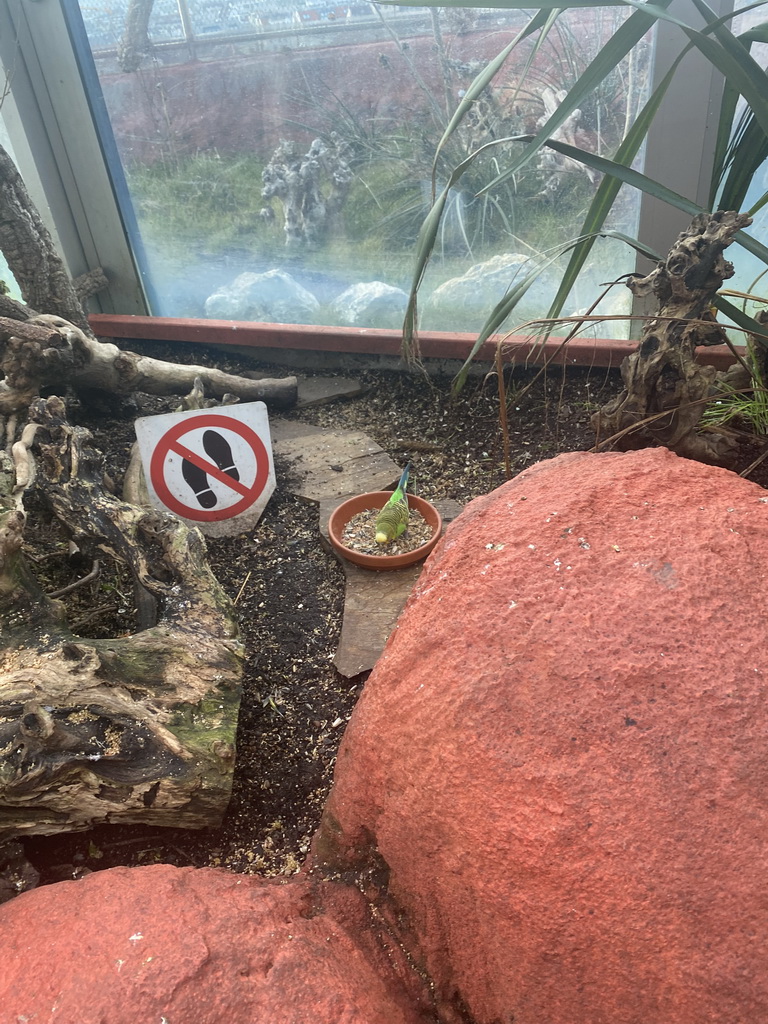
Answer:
[
  {"left": 314, "top": 447, "right": 768, "bottom": 1024},
  {"left": 332, "top": 281, "right": 409, "bottom": 328},
  {"left": 424, "top": 251, "right": 552, "bottom": 323},
  {"left": 0, "top": 863, "right": 431, "bottom": 1024},
  {"left": 204, "top": 269, "right": 319, "bottom": 324}
]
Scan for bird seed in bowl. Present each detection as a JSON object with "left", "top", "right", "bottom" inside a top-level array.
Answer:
[{"left": 341, "top": 506, "right": 434, "bottom": 556}]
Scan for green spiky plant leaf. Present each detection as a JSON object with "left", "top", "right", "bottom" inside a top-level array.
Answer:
[{"left": 386, "top": 0, "right": 768, "bottom": 387}]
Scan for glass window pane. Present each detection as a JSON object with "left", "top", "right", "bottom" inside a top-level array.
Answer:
[
  {"left": 722, "top": 3, "right": 768, "bottom": 308},
  {"left": 70, "top": 2, "right": 653, "bottom": 334}
]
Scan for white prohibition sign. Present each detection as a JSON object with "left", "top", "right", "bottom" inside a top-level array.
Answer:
[{"left": 135, "top": 404, "right": 274, "bottom": 528}]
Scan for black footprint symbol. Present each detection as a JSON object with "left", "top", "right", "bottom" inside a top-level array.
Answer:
[
  {"left": 203, "top": 430, "right": 240, "bottom": 482},
  {"left": 182, "top": 458, "right": 217, "bottom": 508},
  {"left": 181, "top": 431, "right": 240, "bottom": 509}
]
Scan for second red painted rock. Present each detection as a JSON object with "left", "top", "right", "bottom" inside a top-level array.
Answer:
[{"left": 0, "top": 863, "right": 431, "bottom": 1024}]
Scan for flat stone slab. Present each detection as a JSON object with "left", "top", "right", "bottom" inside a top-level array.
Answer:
[
  {"left": 274, "top": 431, "right": 401, "bottom": 503},
  {"left": 269, "top": 417, "right": 325, "bottom": 443},
  {"left": 328, "top": 498, "right": 464, "bottom": 677},
  {"left": 271, "top": 417, "right": 462, "bottom": 676},
  {"left": 333, "top": 563, "right": 424, "bottom": 677},
  {"left": 245, "top": 373, "right": 365, "bottom": 409},
  {"left": 295, "top": 376, "right": 367, "bottom": 408}
]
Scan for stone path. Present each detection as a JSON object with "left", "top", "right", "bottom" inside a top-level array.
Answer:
[{"left": 271, "top": 376, "right": 462, "bottom": 676}]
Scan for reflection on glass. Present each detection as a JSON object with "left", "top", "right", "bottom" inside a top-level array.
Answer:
[
  {"left": 73, "top": 2, "right": 652, "bottom": 333},
  {"left": 725, "top": 3, "right": 768, "bottom": 310}
]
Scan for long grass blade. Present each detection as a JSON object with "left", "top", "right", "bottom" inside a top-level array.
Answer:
[
  {"left": 599, "top": 230, "right": 662, "bottom": 262},
  {"left": 404, "top": 8, "right": 562, "bottom": 358},
  {"left": 403, "top": 136, "right": 518, "bottom": 358},
  {"left": 403, "top": 7, "right": 562, "bottom": 357},
  {"left": 399, "top": 0, "right": 768, "bottom": 365},
  {"left": 533, "top": 137, "right": 768, "bottom": 269},
  {"left": 748, "top": 188, "right": 768, "bottom": 218},
  {"left": 452, "top": 235, "right": 603, "bottom": 392},
  {"left": 405, "top": 0, "right": 677, "bottom": 360},
  {"left": 527, "top": 136, "right": 703, "bottom": 214},
  {"left": 376, "top": 0, "right": 626, "bottom": 7},
  {"left": 711, "top": 8, "right": 768, "bottom": 205},
  {"left": 617, "top": 0, "right": 768, "bottom": 142},
  {"left": 714, "top": 297, "right": 768, "bottom": 349},
  {"left": 545, "top": 49, "right": 686, "bottom": 323},
  {"left": 480, "top": 0, "right": 673, "bottom": 194},
  {"left": 738, "top": 19, "right": 768, "bottom": 43},
  {"left": 717, "top": 111, "right": 768, "bottom": 214},
  {"left": 432, "top": 7, "right": 555, "bottom": 188}
]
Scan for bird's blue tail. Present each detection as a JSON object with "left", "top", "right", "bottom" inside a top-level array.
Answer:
[{"left": 398, "top": 463, "right": 411, "bottom": 493}]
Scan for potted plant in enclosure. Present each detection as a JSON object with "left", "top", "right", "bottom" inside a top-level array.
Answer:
[{"left": 390, "top": 0, "right": 768, "bottom": 467}]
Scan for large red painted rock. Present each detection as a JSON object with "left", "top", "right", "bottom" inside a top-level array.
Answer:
[
  {"left": 0, "top": 863, "right": 431, "bottom": 1024},
  {"left": 314, "top": 448, "right": 768, "bottom": 1024}
]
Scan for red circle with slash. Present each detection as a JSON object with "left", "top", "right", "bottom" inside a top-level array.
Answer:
[{"left": 149, "top": 413, "right": 270, "bottom": 522}]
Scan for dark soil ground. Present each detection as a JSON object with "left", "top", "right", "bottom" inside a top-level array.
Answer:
[{"left": 12, "top": 340, "right": 767, "bottom": 893}]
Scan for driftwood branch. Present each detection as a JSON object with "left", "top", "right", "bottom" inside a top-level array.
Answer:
[
  {"left": 0, "top": 145, "right": 91, "bottom": 334},
  {"left": 73, "top": 267, "right": 109, "bottom": 303},
  {"left": 0, "top": 144, "right": 288, "bottom": 843},
  {"left": 0, "top": 315, "right": 297, "bottom": 414},
  {"left": 117, "top": 0, "right": 155, "bottom": 72},
  {"left": 592, "top": 210, "right": 753, "bottom": 463},
  {"left": 0, "top": 293, "right": 35, "bottom": 323},
  {"left": 0, "top": 396, "right": 243, "bottom": 841}
]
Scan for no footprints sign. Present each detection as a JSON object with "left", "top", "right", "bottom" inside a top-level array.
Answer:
[{"left": 134, "top": 403, "right": 275, "bottom": 537}]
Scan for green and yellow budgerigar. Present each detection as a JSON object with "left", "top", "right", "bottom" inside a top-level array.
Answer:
[{"left": 375, "top": 463, "right": 411, "bottom": 544}]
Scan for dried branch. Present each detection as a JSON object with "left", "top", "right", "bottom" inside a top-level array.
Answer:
[{"left": 592, "top": 211, "right": 754, "bottom": 463}]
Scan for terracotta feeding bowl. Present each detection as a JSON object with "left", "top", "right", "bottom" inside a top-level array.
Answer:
[{"left": 328, "top": 491, "right": 442, "bottom": 570}]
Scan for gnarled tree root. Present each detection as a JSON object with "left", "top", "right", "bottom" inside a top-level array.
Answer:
[
  {"left": 592, "top": 210, "right": 753, "bottom": 463},
  {"left": 0, "top": 396, "right": 243, "bottom": 842}
]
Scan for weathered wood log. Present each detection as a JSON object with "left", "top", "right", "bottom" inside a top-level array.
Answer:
[
  {"left": 0, "top": 396, "right": 243, "bottom": 842},
  {"left": 73, "top": 267, "right": 109, "bottom": 304},
  {"left": 0, "top": 146, "right": 296, "bottom": 842},
  {"left": 0, "top": 292, "right": 35, "bottom": 323},
  {"left": 0, "top": 315, "right": 298, "bottom": 414},
  {"left": 592, "top": 210, "right": 752, "bottom": 463},
  {"left": 117, "top": 0, "right": 155, "bottom": 72},
  {"left": 0, "top": 145, "right": 90, "bottom": 334}
]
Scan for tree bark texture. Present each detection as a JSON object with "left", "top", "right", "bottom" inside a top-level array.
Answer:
[
  {"left": 0, "top": 315, "right": 298, "bottom": 414},
  {"left": 0, "top": 146, "right": 91, "bottom": 335},
  {"left": 0, "top": 397, "right": 243, "bottom": 841},
  {"left": 0, "top": 152, "right": 294, "bottom": 843},
  {"left": 117, "top": 0, "right": 155, "bottom": 72},
  {"left": 592, "top": 210, "right": 753, "bottom": 463}
]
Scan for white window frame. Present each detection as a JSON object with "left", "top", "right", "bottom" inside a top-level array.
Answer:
[{"left": 0, "top": 0, "right": 148, "bottom": 313}]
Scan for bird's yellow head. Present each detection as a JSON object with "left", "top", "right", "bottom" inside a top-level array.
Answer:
[{"left": 375, "top": 530, "right": 390, "bottom": 544}]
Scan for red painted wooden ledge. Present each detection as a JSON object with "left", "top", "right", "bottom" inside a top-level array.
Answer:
[{"left": 89, "top": 314, "right": 740, "bottom": 372}]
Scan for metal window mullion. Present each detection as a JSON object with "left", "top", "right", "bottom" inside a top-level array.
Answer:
[
  {"left": 0, "top": 0, "right": 147, "bottom": 314},
  {"left": 634, "top": 0, "right": 732, "bottom": 313}
]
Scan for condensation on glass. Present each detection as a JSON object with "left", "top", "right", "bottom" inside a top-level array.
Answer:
[
  {"left": 727, "top": 1, "right": 768, "bottom": 302},
  {"left": 72, "top": 1, "right": 653, "bottom": 334}
]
